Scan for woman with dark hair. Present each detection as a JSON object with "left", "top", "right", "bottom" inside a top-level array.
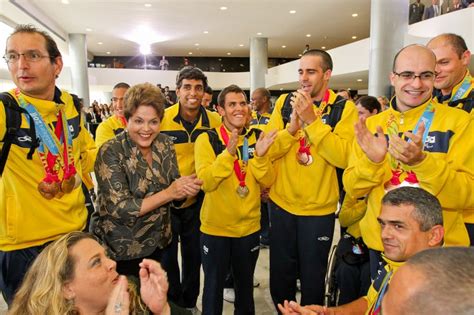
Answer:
[{"left": 355, "top": 95, "right": 382, "bottom": 119}]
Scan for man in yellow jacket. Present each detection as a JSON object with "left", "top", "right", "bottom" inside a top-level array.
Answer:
[
  {"left": 343, "top": 44, "right": 473, "bottom": 278},
  {"left": 195, "top": 84, "right": 278, "bottom": 315},
  {"left": 264, "top": 49, "right": 358, "bottom": 308}
]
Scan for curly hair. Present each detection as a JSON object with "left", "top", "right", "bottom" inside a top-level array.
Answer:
[{"left": 9, "top": 232, "right": 146, "bottom": 315}]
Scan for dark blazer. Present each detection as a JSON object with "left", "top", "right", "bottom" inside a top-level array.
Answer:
[
  {"left": 424, "top": 5, "right": 443, "bottom": 20},
  {"left": 409, "top": 2, "right": 425, "bottom": 24}
]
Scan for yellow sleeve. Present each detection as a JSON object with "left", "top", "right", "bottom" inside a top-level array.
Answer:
[
  {"left": 338, "top": 195, "right": 367, "bottom": 228},
  {"left": 0, "top": 100, "right": 6, "bottom": 151},
  {"left": 78, "top": 120, "right": 97, "bottom": 174},
  {"left": 410, "top": 117, "right": 474, "bottom": 209},
  {"left": 95, "top": 120, "right": 116, "bottom": 148},
  {"left": 195, "top": 132, "right": 235, "bottom": 192},
  {"left": 248, "top": 155, "right": 275, "bottom": 189},
  {"left": 305, "top": 101, "right": 358, "bottom": 169}
]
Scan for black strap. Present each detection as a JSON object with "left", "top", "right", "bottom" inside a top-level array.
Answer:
[
  {"left": 448, "top": 89, "right": 474, "bottom": 114},
  {"left": 205, "top": 128, "right": 262, "bottom": 156}
]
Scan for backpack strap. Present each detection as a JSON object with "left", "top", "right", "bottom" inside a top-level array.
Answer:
[
  {"left": 205, "top": 128, "right": 225, "bottom": 156},
  {"left": 325, "top": 95, "right": 347, "bottom": 130},
  {"left": 0, "top": 92, "right": 39, "bottom": 175},
  {"left": 281, "top": 93, "right": 293, "bottom": 128}
]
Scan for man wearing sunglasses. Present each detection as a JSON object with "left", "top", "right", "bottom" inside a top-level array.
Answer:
[
  {"left": 95, "top": 82, "right": 130, "bottom": 148},
  {"left": 343, "top": 44, "right": 473, "bottom": 278},
  {"left": 0, "top": 24, "right": 96, "bottom": 305}
]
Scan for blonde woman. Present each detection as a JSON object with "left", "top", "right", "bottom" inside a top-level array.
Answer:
[{"left": 9, "top": 231, "right": 190, "bottom": 314}]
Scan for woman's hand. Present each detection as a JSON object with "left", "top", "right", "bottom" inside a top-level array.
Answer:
[
  {"left": 139, "top": 259, "right": 171, "bottom": 315},
  {"left": 168, "top": 174, "right": 203, "bottom": 199},
  {"left": 105, "top": 276, "right": 130, "bottom": 315}
]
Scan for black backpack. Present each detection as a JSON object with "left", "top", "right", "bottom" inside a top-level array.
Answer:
[{"left": 0, "top": 92, "right": 82, "bottom": 175}]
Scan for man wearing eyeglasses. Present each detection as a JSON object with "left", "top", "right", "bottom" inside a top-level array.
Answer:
[
  {"left": 0, "top": 25, "right": 96, "bottom": 305},
  {"left": 343, "top": 44, "right": 473, "bottom": 278},
  {"left": 95, "top": 82, "right": 130, "bottom": 148}
]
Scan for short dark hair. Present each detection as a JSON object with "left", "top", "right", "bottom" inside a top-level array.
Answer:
[
  {"left": 253, "top": 87, "right": 271, "bottom": 100},
  {"left": 124, "top": 83, "right": 165, "bottom": 121},
  {"left": 382, "top": 187, "right": 443, "bottom": 231},
  {"left": 204, "top": 86, "right": 213, "bottom": 95},
  {"left": 401, "top": 247, "right": 474, "bottom": 315},
  {"left": 113, "top": 82, "right": 130, "bottom": 90},
  {"left": 356, "top": 96, "right": 381, "bottom": 114},
  {"left": 302, "top": 49, "right": 333, "bottom": 71},
  {"left": 176, "top": 66, "right": 208, "bottom": 89},
  {"left": 9, "top": 24, "right": 61, "bottom": 64},
  {"left": 217, "top": 84, "right": 246, "bottom": 108},
  {"left": 428, "top": 33, "right": 469, "bottom": 58}
]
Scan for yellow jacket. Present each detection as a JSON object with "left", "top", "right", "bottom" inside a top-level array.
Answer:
[
  {"left": 95, "top": 115, "right": 126, "bottom": 148},
  {"left": 195, "top": 125, "right": 275, "bottom": 237},
  {"left": 338, "top": 195, "right": 367, "bottom": 239},
  {"left": 0, "top": 88, "right": 96, "bottom": 250},
  {"left": 344, "top": 98, "right": 473, "bottom": 251},
  {"left": 160, "top": 103, "right": 221, "bottom": 207},
  {"left": 265, "top": 90, "right": 358, "bottom": 216}
]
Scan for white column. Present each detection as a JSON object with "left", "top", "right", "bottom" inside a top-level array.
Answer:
[
  {"left": 250, "top": 37, "right": 268, "bottom": 92},
  {"left": 68, "top": 33, "right": 90, "bottom": 106},
  {"left": 368, "top": 0, "right": 409, "bottom": 98}
]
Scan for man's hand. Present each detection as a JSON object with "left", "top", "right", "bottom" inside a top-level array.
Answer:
[
  {"left": 291, "top": 89, "right": 317, "bottom": 125},
  {"left": 287, "top": 109, "right": 302, "bottom": 136},
  {"left": 388, "top": 121, "right": 426, "bottom": 166},
  {"left": 255, "top": 130, "right": 277, "bottom": 157},
  {"left": 227, "top": 129, "right": 239, "bottom": 156},
  {"left": 139, "top": 259, "right": 171, "bottom": 315},
  {"left": 278, "top": 300, "right": 330, "bottom": 315},
  {"left": 354, "top": 117, "right": 387, "bottom": 163}
]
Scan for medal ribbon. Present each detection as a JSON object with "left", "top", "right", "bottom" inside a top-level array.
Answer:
[
  {"left": 298, "top": 90, "right": 330, "bottom": 157},
  {"left": 219, "top": 125, "right": 248, "bottom": 188},
  {"left": 449, "top": 74, "right": 472, "bottom": 103},
  {"left": 119, "top": 115, "right": 128, "bottom": 127}
]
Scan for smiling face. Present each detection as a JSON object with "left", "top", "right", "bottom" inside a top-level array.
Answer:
[
  {"left": 6, "top": 32, "right": 62, "bottom": 100},
  {"left": 427, "top": 39, "right": 470, "bottom": 95},
  {"left": 127, "top": 105, "right": 161, "bottom": 152},
  {"left": 176, "top": 78, "right": 204, "bottom": 112},
  {"left": 298, "top": 55, "right": 331, "bottom": 100},
  {"left": 217, "top": 91, "right": 249, "bottom": 131},
  {"left": 112, "top": 87, "right": 128, "bottom": 118},
  {"left": 63, "top": 238, "right": 119, "bottom": 314},
  {"left": 390, "top": 46, "right": 436, "bottom": 112}
]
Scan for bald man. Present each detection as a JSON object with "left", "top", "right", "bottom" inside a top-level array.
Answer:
[{"left": 343, "top": 44, "right": 473, "bottom": 277}]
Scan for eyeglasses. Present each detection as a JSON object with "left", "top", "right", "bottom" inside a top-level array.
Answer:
[
  {"left": 3, "top": 51, "right": 52, "bottom": 64},
  {"left": 393, "top": 71, "right": 435, "bottom": 81}
]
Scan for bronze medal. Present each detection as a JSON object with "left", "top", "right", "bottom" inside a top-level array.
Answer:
[
  {"left": 237, "top": 185, "right": 249, "bottom": 198},
  {"left": 38, "top": 180, "right": 60, "bottom": 200},
  {"left": 297, "top": 152, "right": 310, "bottom": 165},
  {"left": 305, "top": 154, "right": 313, "bottom": 166},
  {"left": 60, "top": 175, "right": 76, "bottom": 193}
]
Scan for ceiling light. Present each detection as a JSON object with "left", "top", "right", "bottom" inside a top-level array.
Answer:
[
  {"left": 203, "top": 30, "right": 209, "bottom": 34},
  {"left": 61, "top": 0, "right": 69, "bottom": 4},
  {"left": 98, "top": 42, "right": 103, "bottom": 45},
  {"left": 188, "top": 52, "right": 193, "bottom": 55},
  {"left": 144, "top": 3, "right": 152, "bottom": 7},
  {"left": 298, "top": 54, "right": 302, "bottom": 57},
  {"left": 139, "top": 44, "right": 151, "bottom": 55},
  {"left": 321, "top": 46, "right": 326, "bottom": 49},
  {"left": 239, "top": 44, "right": 244, "bottom": 47},
  {"left": 306, "top": 34, "right": 311, "bottom": 37},
  {"left": 227, "top": 52, "right": 231, "bottom": 55},
  {"left": 352, "top": 13, "right": 358, "bottom": 17},
  {"left": 106, "top": 51, "right": 111, "bottom": 55},
  {"left": 352, "top": 36, "right": 357, "bottom": 39},
  {"left": 257, "top": 32, "right": 262, "bottom": 36},
  {"left": 281, "top": 45, "right": 286, "bottom": 48},
  {"left": 220, "top": 6, "right": 227, "bottom": 10},
  {"left": 280, "top": 88, "right": 283, "bottom": 91},
  {"left": 357, "top": 79, "right": 363, "bottom": 82},
  {"left": 86, "top": 28, "right": 92, "bottom": 32},
  {"left": 195, "top": 43, "right": 199, "bottom": 46},
  {"left": 289, "top": 10, "right": 296, "bottom": 14}
]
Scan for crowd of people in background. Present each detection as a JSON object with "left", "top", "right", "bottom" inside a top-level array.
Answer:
[
  {"left": 0, "top": 22, "right": 473, "bottom": 315},
  {"left": 409, "top": 0, "right": 474, "bottom": 24}
]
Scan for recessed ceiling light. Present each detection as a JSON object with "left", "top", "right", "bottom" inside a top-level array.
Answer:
[
  {"left": 357, "top": 79, "right": 363, "bottom": 82},
  {"left": 257, "top": 32, "right": 262, "bottom": 36},
  {"left": 352, "top": 36, "right": 357, "bottom": 39},
  {"left": 203, "top": 30, "right": 209, "bottom": 34},
  {"left": 61, "top": 0, "right": 69, "bottom": 4},
  {"left": 188, "top": 52, "right": 193, "bottom": 55},
  {"left": 298, "top": 54, "right": 302, "bottom": 57},
  {"left": 86, "top": 28, "right": 92, "bottom": 32},
  {"left": 106, "top": 51, "right": 111, "bottom": 55},
  {"left": 227, "top": 52, "right": 231, "bottom": 55},
  {"left": 195, "top": 43, "right": 200, "bottom": 46},
  {"left": 352, "top": 13, "right": 358, "bottom": 17},
  {"left": 306, "top": 34, "right": 311, "bottom": 38},
  {"left": 321, "top": 46, "right": 326, "bottom": 49},
  {"left": 281, "top": 45, "right": 286, "bottom": 48},
  {"left": 239, "top": 44, "right": 244, "bottom": 47},
  {"left": 280, "top": 88, "right": 283, "bottom": 91},
  {"left": 139, "top": 44, "right": 151, "bottom": 55},
  {"left": 98, "top": 42, "right": 103, "bottom": 45},
  {"left": 144, "top": 3, "right": 152, "bottom": 7},
  {"left": 289, "top": 10, "right": 296, "bottom": 14},
  {"left": 220, "top": 6, "right": 227, "bottom": 10}
]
